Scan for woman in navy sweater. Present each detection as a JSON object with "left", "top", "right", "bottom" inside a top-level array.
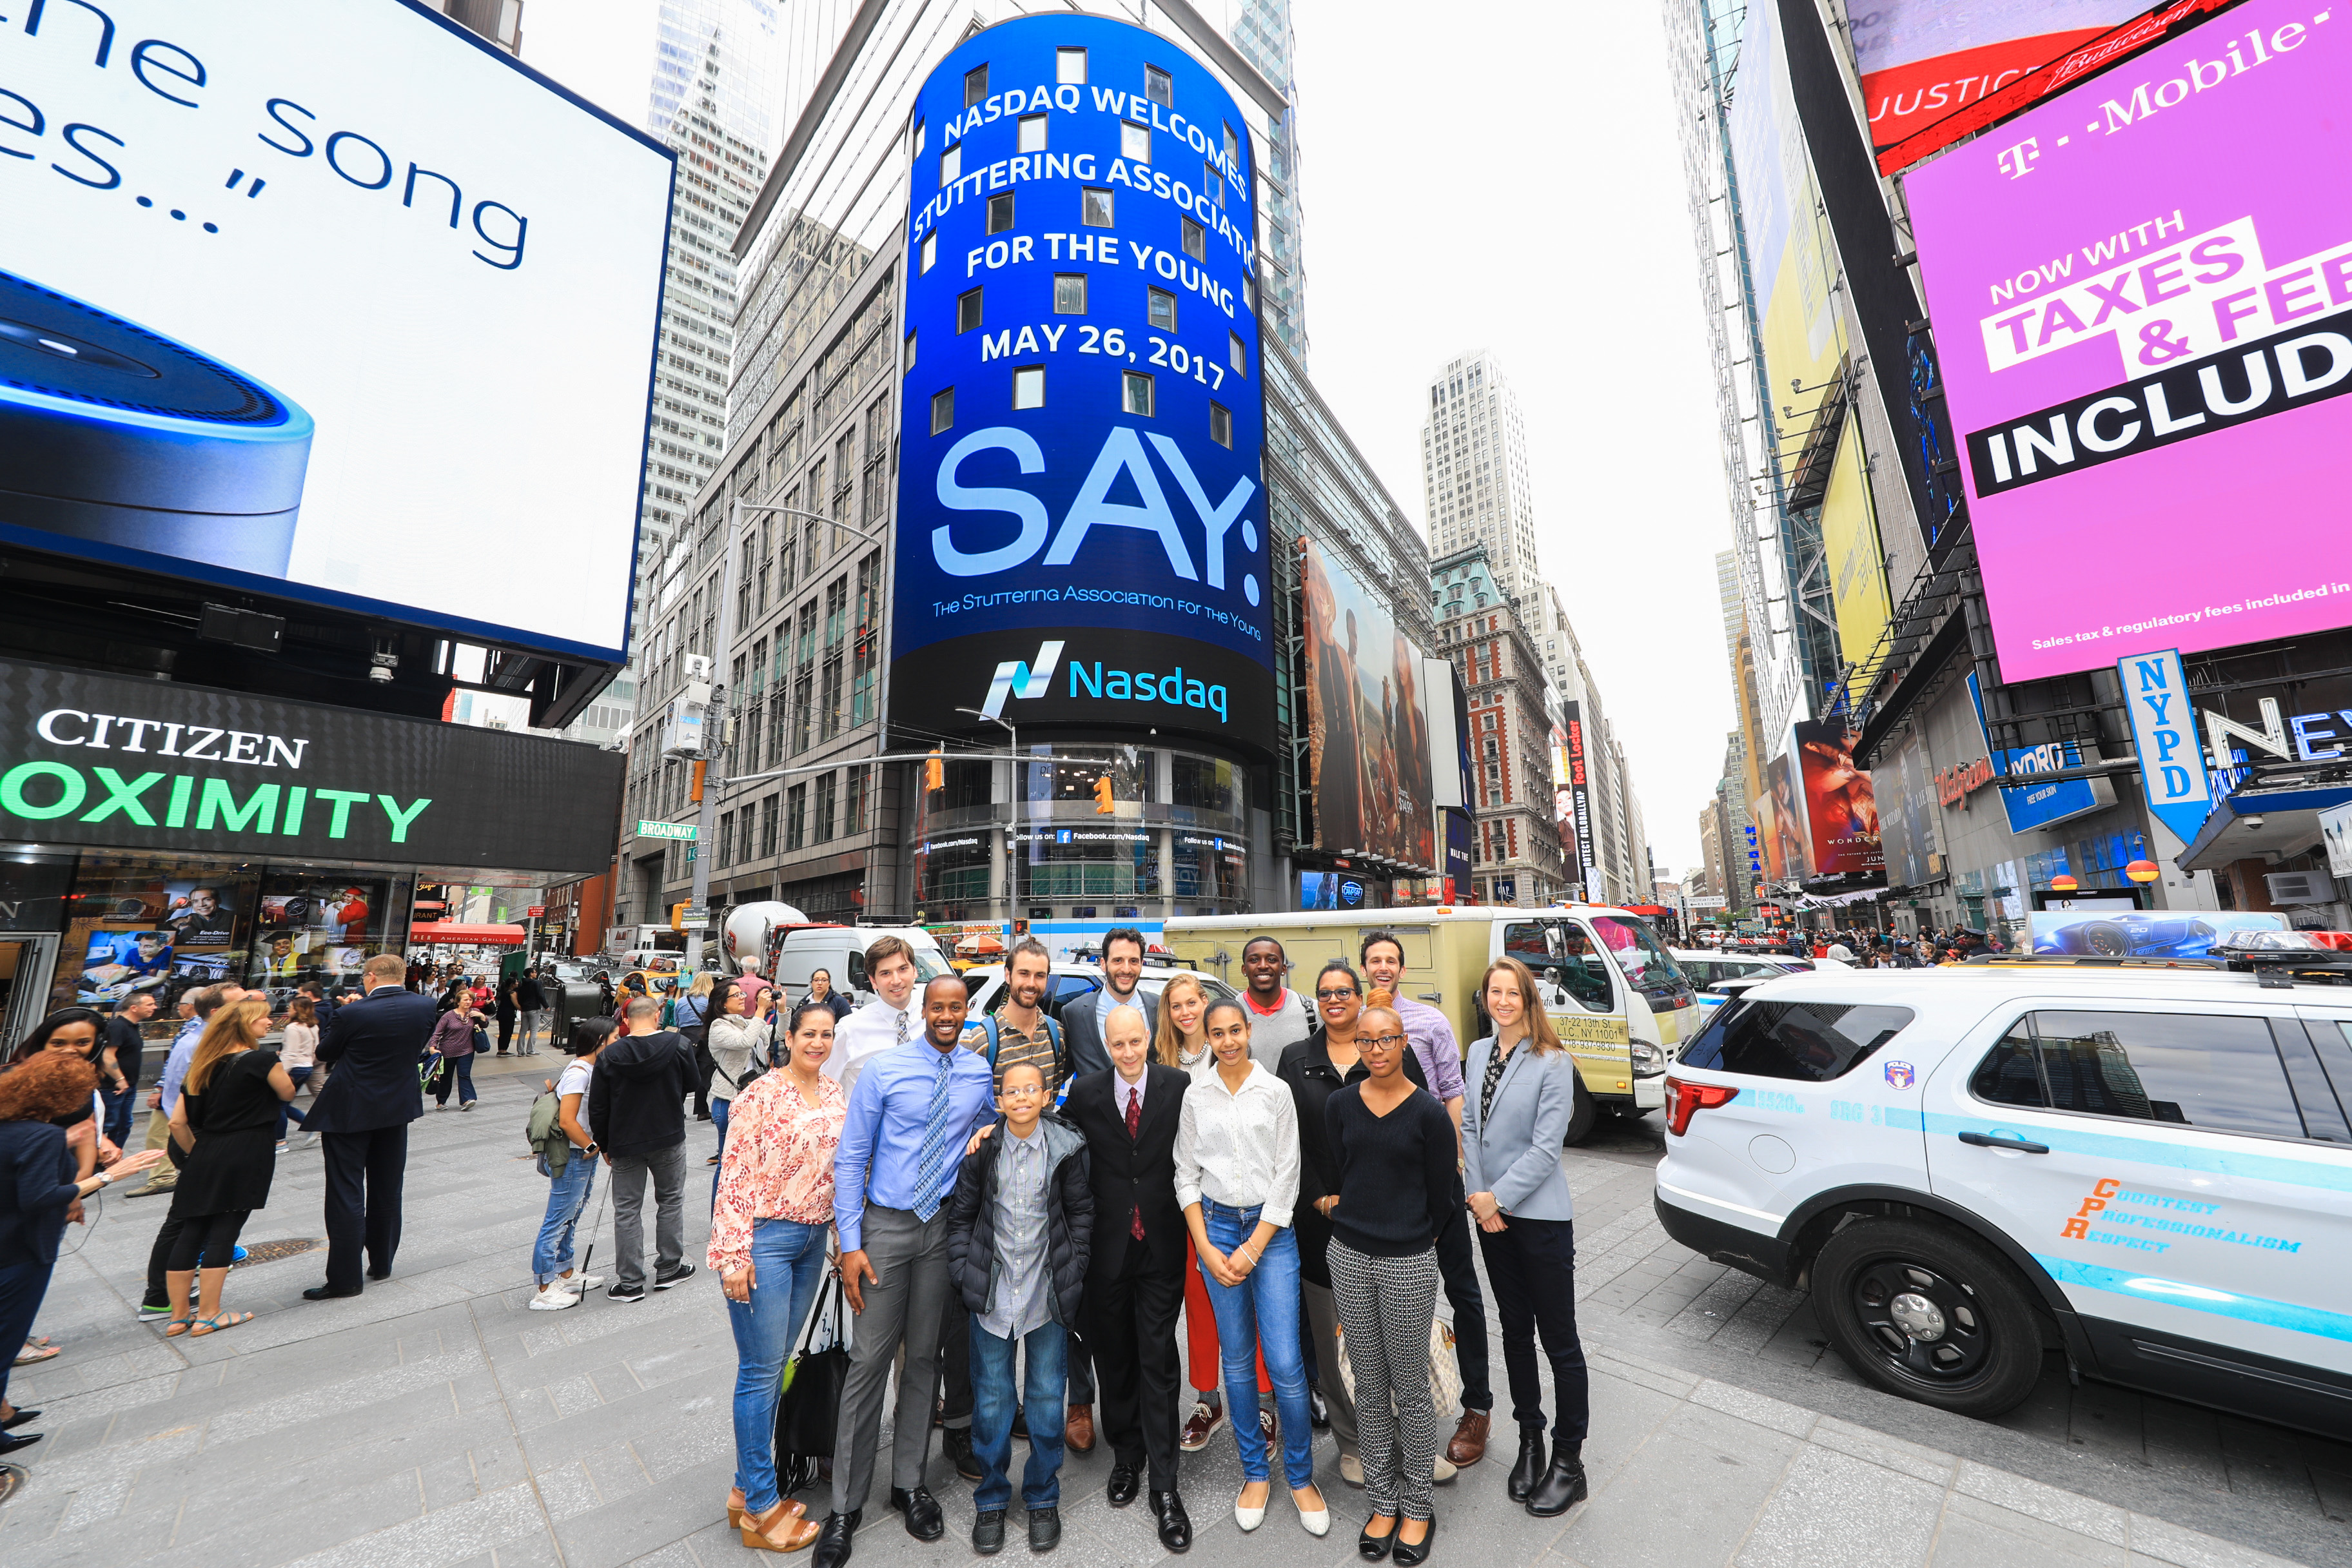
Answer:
[{"left": 0, "top": 1051, "right": 164, "bottom": 1451}]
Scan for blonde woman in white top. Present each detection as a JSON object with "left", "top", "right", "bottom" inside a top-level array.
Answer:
[
  {"left": 275, "top": 997, "right": 321, "bottom": 1153},
  {"left": 1173, "top": 997, "right": 1327, "bottom": 1538}
]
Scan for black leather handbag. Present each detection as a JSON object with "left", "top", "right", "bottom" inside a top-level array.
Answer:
[{"left": 772, "top": 1271, "right": 849, "bottom": 1484}]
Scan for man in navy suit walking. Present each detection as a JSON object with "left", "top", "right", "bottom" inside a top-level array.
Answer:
[{"left": 304, "top": 952, "right": 434, "bottom": 1299}]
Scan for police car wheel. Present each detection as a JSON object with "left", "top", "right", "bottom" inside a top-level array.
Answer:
[
  {"left": 1811, "top": 1218, "right": 2043, "bottom": 1418},
  {"left": 1561, "top": 1073, "right": 1597, "bottom": 1147}
]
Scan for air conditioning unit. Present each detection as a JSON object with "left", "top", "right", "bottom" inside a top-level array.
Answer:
[{"left": 2265, "top": 870, "right": 2337, "bottom": 905}]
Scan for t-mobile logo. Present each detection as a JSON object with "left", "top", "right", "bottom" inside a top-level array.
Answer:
[
  {"left": 1996, "top": 137, "right": 2041, "bottom": 179},
  {"left": 980, "top": 640, "right": 1064, "bottom": 717}
]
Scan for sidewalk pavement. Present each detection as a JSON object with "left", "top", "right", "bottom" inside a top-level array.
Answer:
[{"left": 3, "top": 1071, "right": 2343, "bottom": 1568}]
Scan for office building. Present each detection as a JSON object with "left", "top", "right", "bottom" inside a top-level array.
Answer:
[{"left": 1419, "top": 350, "right": 1544, "bottom": 602}]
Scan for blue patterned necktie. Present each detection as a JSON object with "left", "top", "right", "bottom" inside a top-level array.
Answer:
[{"left": 911, "top": 1048, "right": 955, "bottom": 1220}]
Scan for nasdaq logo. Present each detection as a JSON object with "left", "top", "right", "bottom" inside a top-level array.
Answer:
[
  {"left": 977, "top": 639, "right": 1229, "bottom": 724},
  {"left": 980, "top": 640, "right": 1063, "bottom": 718}
]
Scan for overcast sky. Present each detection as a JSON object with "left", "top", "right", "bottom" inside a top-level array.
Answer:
[{"left": 524, "top": 0, "right": 1736, "bottom": 876}]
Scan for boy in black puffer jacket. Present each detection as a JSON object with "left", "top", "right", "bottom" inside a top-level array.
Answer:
[{"left": 946, "top": 1062, "right": 1093, "bottom": 1555}]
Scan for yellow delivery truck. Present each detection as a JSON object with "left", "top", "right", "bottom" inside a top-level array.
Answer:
[{"left": 1159, "top": 906, "right": 1694, "bottom": 1144}]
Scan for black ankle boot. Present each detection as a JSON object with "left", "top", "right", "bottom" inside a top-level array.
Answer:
[
  {"left": 1525, "top": 1440, "right": 1587, "bottom": 1517},
  {"left": 1506, "top": 1430, "right": 1547, "bottom": 1504}
]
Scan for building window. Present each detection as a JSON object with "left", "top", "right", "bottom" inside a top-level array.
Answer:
[
  {"left": 1228, "top": 331, "right": 1246, "bottom": 375},
  {"left": 1145, "top": 64, "right": 1172, "bottom": 108},
  {"left": 919, "top": 231, "right": 936, "bottom": 273},
  {"left": 785, "top": 783, "right": 807, "bottom": 851},
  {"left": 759, "top": 793, "right": 779, "bottom": 856},
  {"left": 931, "top": 387, "right": 954, "bottom": 434},
  {"left": 1082, "top": 187, "right": 1113, "bottom": 227},
  {"left": 1054, "top": 273, "right": 1087, "bottom": 313},
  {"left": 1147, "top": 288, "right": 1176, "bottom": 331},
  {"left": 913, "top": 118, "right": 925, "bottom": 157},
  {"left": 1013, "top": 365, "right": 1046, "bottom": 409},
  {"left": 1201, "top": 162, "right": 1222, "bottom": 205},
  {"left": 845, "top": 765, "right": 868, "bottom": 836},
  {"left": 1121, "top": 121, "right": 1150, "bottom": 163},
  {"left": 957, "top": 287, "right": 983, "bottom": 332},
  {"left": 1223, "top": 121, "right": 1239, "bottom": 170},
  {"left": 940, "top": 142, "right": 961, "bottom": 185},
  {"left": 964, "top": 64, "right": 988, "bottom": 108},
  {"left": 718, "top": 810, "right": 736, "bottom": 868},
  {"left": 1057, "top": 47, "right": 1086, "bottom": 85},
  {"left": 986, "top": 191, "right": 1014, "bottom": 233},
  {"left": 1208, "top": 400, "right": 1231, "bottom": 447},
  {"left": 902, "top": 329, "right": 916, "bottom": 373},
  {"left": 1122, "top": 370, "right": 1154, "bottom": 416},
  {"left": 1181, "top": 216, "right": 1204, "bottom": 260},
  {"left": 1018, "top": 113, "right": 1047, "bottom": 154},
  {"left": 813, "top": 772, "right": 837, "bottom": 843},
  {"left": 850, "top": 549, "right": 882, "bottom": 727}
]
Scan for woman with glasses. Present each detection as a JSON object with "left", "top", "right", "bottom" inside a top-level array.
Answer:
[
  {"left": 1322, "top": 999, "right": 1455, "bottom": 1563},
  {"left": 1277, "top": 961, "right": 1435, "bottom": 1493},
  {"left": 1462, "top": 957, "right": 1589, "bottom": 1519},
  {"left": 1175, "top": 998, "right": 1328, "bottom": 1538}
]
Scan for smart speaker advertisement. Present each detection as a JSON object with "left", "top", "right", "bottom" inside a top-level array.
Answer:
[
  {"left": 1904, "top": 0, "right": 2352, "bottom": 685},
  {"left": 890, "top": 14, "right": 1271, "bottom": 754},
  {"left": 0, "top": 0, "right": 673, "bottom": 661}
]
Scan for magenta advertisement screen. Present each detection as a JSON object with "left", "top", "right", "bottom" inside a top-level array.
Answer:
[{"left": 1904, "top": 0, "right": 2352, "bottom": 682}]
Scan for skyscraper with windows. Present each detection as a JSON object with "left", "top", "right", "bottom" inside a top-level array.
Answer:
[
  {"left": 1221, "top": 0, "right": 1308, "bottom": 362},
  {"left": 433, "top": 0, "right": 522, "bottom": 54},
  {"left": 1419, "top": 351, "right": 1542, "bottom": 602}
]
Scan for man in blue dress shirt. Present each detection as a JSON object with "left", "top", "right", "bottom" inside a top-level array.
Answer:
[{"left": 815, "top": 974, "right": 997, "bottom": 1568}]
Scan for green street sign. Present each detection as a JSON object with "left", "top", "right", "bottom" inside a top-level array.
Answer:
[{"left": 636, "top": 819, "right": 698, "bottom": 841}]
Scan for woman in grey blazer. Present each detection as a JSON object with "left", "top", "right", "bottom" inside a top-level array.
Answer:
[{"left": 1460, "top": 957, "right": 1590, "bottom": 1522}]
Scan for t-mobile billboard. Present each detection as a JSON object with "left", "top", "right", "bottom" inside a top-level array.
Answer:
[
  {"left": 1905, "top": 0, "right": 2352, "bottom": 683},
  {"left": 891, "top": 14, "right": 1270, "bottom": 753}
]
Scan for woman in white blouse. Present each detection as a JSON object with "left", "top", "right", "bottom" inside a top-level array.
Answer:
[{"left": 1175, "top": 997, "right": 1329, "bottom": 1538}]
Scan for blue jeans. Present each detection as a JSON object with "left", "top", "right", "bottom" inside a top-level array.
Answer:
[
  {"left": 534, "top": 1155, "right": 598, "bottom": 1284},
  {"left": 1199, "top": 1199, "right": 1315, "bottom": 1487},
  {"left": 103, "top": 1083, "right": 137, "bottom": 1148},
  {"left": 277, "top": 1066, "right": 313, "bottom": 1141},
  {"left": 433, "top": 1052, "right": 476, "bottom": 1105},
  {"left": 727, "top": 1217, "right": 831, "bottom": 1513},
  {"left": 710, "top": 1095, "right": 730, "bottom": 1206},
  {"left": 970, "top": 1317, "right": 1068, "bottom": 1511}
]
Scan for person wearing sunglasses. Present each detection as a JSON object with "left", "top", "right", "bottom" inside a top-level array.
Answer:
[
  {"left": 1320, "top": 998, "right": 1456, "bottom": 1564},
  {"left": 1277, "top": 961, "right": 1436, "bottom": 1493}
]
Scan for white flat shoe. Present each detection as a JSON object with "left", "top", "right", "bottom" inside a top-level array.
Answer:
[
  {"left": 1295, "top": 1493, "right": 1329, "bottom": 1537},
  {"left": 1234, "top": 1491, "right": 1266, "bottom": 1531}
]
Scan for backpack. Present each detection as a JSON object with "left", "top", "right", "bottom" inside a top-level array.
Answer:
[
  {"left": 977, "top": 1014, "right": 1068, "bottom": 1104},
  {"left": 526, "top": 1086, "right": 572, "bottom": 1176}
]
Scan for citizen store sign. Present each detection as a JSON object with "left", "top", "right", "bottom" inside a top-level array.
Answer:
[{"left": 0, "top": 660, "right": 623, "bottom": 872}]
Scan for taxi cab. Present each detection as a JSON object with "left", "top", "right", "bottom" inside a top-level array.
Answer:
[{"left": 1654, "top": 942, "right": 2352, "bottom": 1436}]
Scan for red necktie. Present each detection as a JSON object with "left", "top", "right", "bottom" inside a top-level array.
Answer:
[{"left": 1126, "top": 1086, "right": 1146, "bottom": 1239}]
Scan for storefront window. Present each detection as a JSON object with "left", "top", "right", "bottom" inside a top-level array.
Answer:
[
  {"left": 1028, "top": 745, "right": 1153, "bottom": 810},
  {"left": 1170, "top": 754, "right": 1243, "bottom": 823},
  {"left": 1171, "top": 831, "right": 1246, "bottom": 905},
  {"left": 1017, "top": 825, "right": 1158, "bottom": 899},
  {"left": 914, "top": 835, "right": 993, "bottom": 919}
]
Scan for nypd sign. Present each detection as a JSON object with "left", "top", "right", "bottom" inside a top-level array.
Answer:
[{"left": 890, "top": 14, "right": 1271, "bottom": 752}]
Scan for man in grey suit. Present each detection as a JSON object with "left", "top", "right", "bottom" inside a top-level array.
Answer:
[{"left": 1057, "top": 928, "right": 1159, "bottom": 1079}]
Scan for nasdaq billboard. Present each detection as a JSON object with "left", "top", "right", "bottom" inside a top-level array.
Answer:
[{"left": 892, "top": 15, "right": 1270, "bottom": 753}]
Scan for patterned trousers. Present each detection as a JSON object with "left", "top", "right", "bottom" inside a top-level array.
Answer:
[{"left": 1329, "top": 1238, "right": 1442, "bottom": 1520}]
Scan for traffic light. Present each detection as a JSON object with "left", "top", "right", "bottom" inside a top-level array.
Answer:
[
  {"left": 925, "top": 748, "right": 945, "bottom": 792},
  {"left": 1093, "top": 774, "right": 1115, "bottom": 814},
  {"left": 671, "top": 901, "right": 689, "bottom": 932}
]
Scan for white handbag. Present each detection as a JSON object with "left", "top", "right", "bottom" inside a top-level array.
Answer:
[{"left": 1334, "top": 1314, "right": 1462, "bottom": 1421}]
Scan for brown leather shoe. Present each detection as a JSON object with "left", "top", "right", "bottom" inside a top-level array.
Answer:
[
  {"left": 1065, "top": 1403, "right": 1096, "bottom": 1453},
  {"left": 1446, "top": 1409, "right": 1491, "bottom": 1465}
]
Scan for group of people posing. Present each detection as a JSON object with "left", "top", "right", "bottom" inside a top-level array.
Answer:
[{"left": 633, "top": 926, "right": 1593, "bottom": 1567}]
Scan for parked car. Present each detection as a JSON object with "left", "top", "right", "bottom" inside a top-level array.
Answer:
[{"left": 1655, "top": 963, "right": 2352, "bottom": 1437}]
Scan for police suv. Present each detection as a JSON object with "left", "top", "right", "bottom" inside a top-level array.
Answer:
[{"left": 1654, "top": 948, "right": 2352, "bottom": 1436}]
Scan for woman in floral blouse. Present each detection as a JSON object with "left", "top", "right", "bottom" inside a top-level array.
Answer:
[{"left": 712, "top": 999, "right": 847, "bottom": 1552}]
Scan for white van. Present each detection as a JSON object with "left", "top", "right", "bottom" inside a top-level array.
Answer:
[{"left": 763, "top": 924, "right": 952, "bottom": 1010}]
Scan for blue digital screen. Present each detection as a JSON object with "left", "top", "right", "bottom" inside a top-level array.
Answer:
[{"left": 892, "top": 15, "right": 1270, "bottom": 751}]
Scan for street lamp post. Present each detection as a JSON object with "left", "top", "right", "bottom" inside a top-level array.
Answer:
[{"left": 957, "top": 705, "right": 1019, "bottom": 928}]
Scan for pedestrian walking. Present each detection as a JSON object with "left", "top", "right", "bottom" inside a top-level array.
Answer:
[
  {"left": 946, "top": 1059, "right": 1092, "bottom": 1556},
  {"left": 1155, "top": 972, "right": 1270, "bottom": 1460},
  {"left": 1461, "top": 957, "right": 1590, "bottom": 1519},
  {"left": 302, "top": 954, "right": 433, "bottom": 1300},
  {"left": 1278, "top": 962, "right": 1436, "bottom": 1493},
  {"left": 714, "top": 1000, "right": 845, "bottom": 1551},
  {"left": 0, "top": 1054, "right": 164, "bottom": 1454},
  {"left": 677, "top": 974, "right": 717, "bottom": 1122},
  {"left": 528, "top": 1018, "right": 613, "bottom": 1310},
  {"left": 1323, "top": 998, "right": 1456, "bottom": 1563},
  {"left": 515, "top": 969, "right": 549, "bottom": 1055},
  {"left": 811, "top": 974, "right": 995, "bottom": 1568},
  {"left": 161, "top": 997, "right": 295, "bottom": 1338},
  {"left": 707, "top": 977, "right": 770, "bottom": 1180},
  {"left": 277, "top": 997, "right": 321, "bottom": 1152},
  {"left": 1065, "top": 1004, "right": 1196, "bottom": 1552},
  {"left": 496, "top": 972, "right": 520, "bottom": 1056},
  {"left": 427, "top": 995, "right": 482, "bottom": 1111},
  {"left": 1174, "top": 997, "right": 1324, "bottom": 1536},
  {"left": 101, "top": 991, "right": 156, "bottom": 1150},
  {"left": 587, "top": 996, "right": 700, "bottom": 1300},
  {"left": 1359, "top": 932, "right": 1491, "bottom": 1469}
]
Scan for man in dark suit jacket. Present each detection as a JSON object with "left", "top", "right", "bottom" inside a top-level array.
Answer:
[
  {"left": 304, "top": 952, "right": 433, "bottom": 1298},
  {"left": 1056, "top": 928, "right": 1159, "bottom": 1080},
  {"left": 1063, "top": 1004, "right": 1193, "bottom": 1553}
]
